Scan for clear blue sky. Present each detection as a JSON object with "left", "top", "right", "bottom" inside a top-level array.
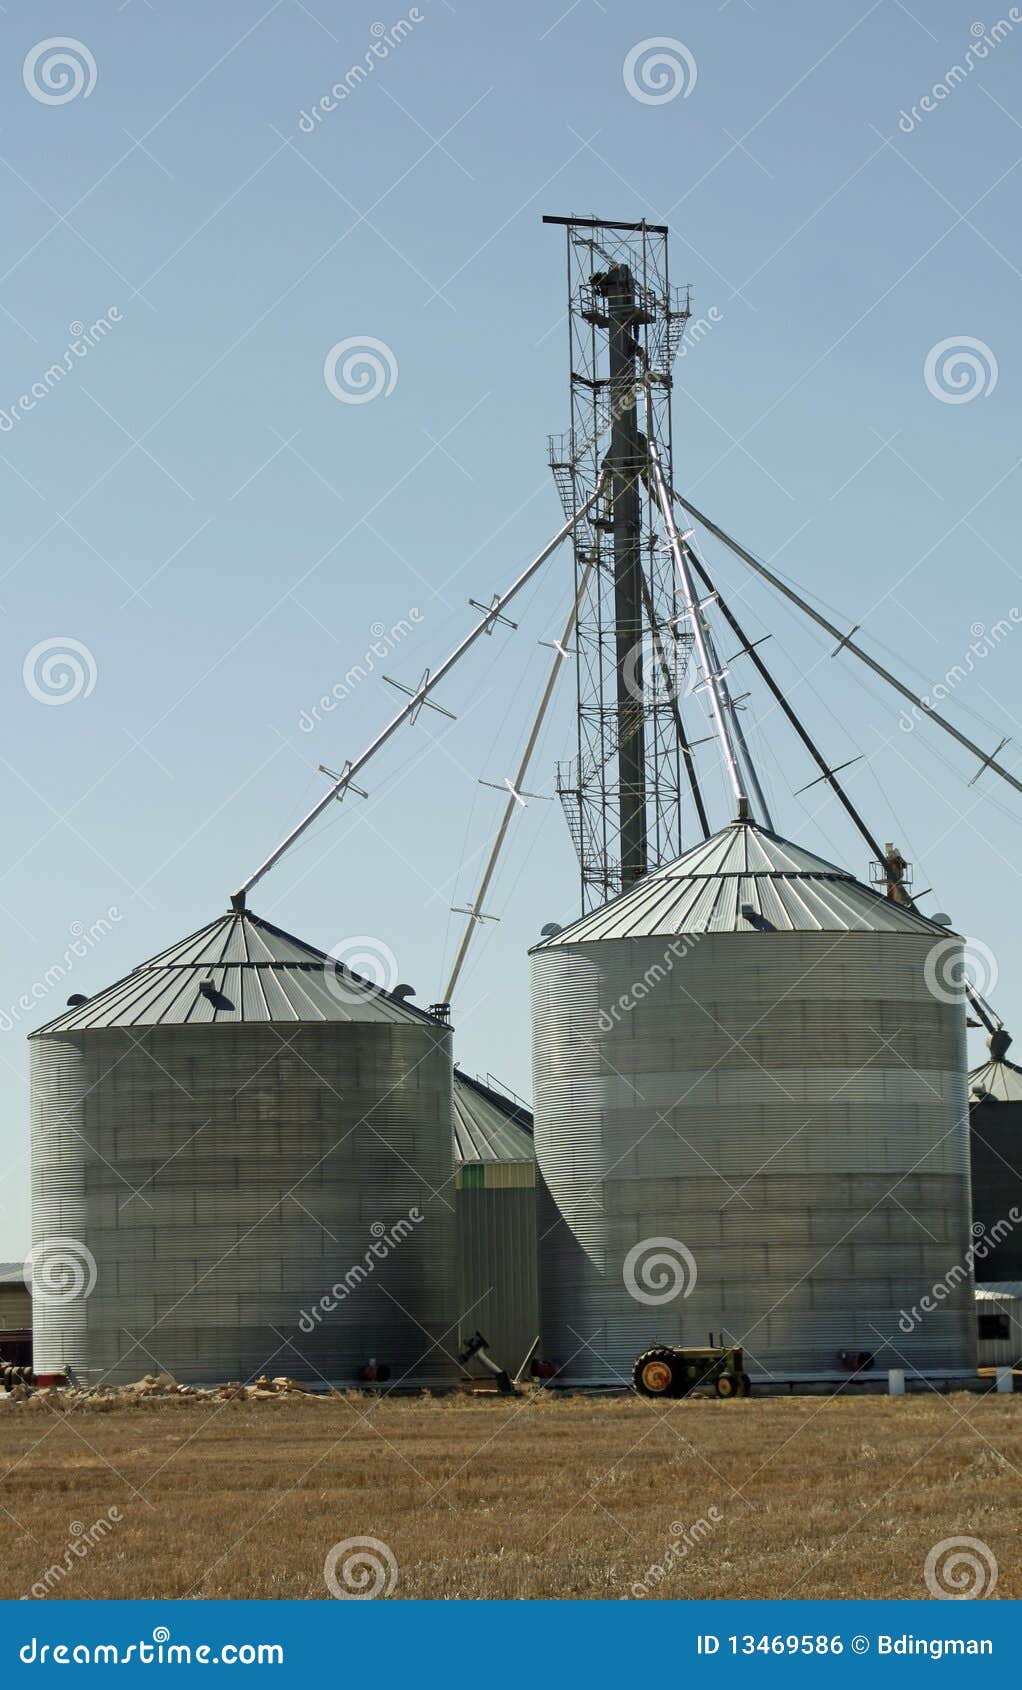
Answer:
[{"left": 2, "top": 0, "right": 1020, "bottom": 1252}]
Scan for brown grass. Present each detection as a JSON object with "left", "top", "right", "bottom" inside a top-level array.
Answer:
[{"left": 1, "top": 1389, "right": 1019, "bottom": 1600}]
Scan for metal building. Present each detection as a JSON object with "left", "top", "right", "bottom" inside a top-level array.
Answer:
[
  {"left": 530, "top": 816, "right": 976, "bottom": 1382},
  {"left": 969, "top": 1029, "right": 1022, "bottom": 1282},
  {"left": 452, "top": 1070, "right": 537, "bottom": 1378},
  {"left": 29, "top": 909, "right": 458, "bottom": 1387},
  {"left": 975, "top": 1283, "right": 1022, "bottom": 1368},
  {"left": 0, "top": 1263, "right": 31, "bottom": 1369}
]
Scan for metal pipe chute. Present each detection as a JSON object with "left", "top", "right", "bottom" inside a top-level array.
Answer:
[{"left": 231, "top": 480, "right": 608, "bottom": 908}]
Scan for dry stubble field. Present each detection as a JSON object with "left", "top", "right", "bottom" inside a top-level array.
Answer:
[{"left": 1, "top": 1389, "right": 1019, "bottom": 1601}]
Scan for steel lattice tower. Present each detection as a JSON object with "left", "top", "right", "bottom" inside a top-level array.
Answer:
[{"left": 546, "top": 216, "right": 692, "bottom": 912}]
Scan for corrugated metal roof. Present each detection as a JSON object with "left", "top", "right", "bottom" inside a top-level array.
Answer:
[
  {"left": 975, "top": 1283, "right": 1022, "bottom": 1300},
  {"left": 0, "top": 1261, "right": 26, "bottom": 1290},
  {"left": 452, "top": 1070, "right": 533, "bottom": 1166},
  {"left": 532, "top": 819, "right": 953, "bottom": 946},
  {"left": 30, "top": 910, "right": 436, "bottom": 1033},
  {"left": 970, "top": 1058, "right": 1022, "bottom": 1104}
]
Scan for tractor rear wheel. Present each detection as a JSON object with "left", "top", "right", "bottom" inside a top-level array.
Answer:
[{"left": 633, "top": 1347, "right": 687, "bottom": 1399}]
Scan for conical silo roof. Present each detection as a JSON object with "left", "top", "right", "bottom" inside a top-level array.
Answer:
[
  {"left": 970, "top": 1054, "right": 1022, "bottom": 1103},
  {"left": 452, "top": 1069, "right": 533, "bottom": 1166},
  {"left": 532, "top": 816, "right": 953, "bottom": 945},
  {"left": 30, "top": 909, "right": 433, "bottom": 1032}
]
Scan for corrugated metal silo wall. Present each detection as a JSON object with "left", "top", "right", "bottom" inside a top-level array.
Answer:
[
  {"left": 30, "top": 1023, "right": 458, "bottom": 1386},
  {"left": 969, "top": 1099, "right": 1022, "bottom": 1280},
  {"left": 532, "top": 932, "right": 976, "bottom": 1380},
  {"left": 456, "top": 1179, "right": 538, "bottom": 1377}
]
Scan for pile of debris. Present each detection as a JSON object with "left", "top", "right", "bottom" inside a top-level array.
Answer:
[{"left": 1, "top": 1371, "right": 332, "bottom": 1407}]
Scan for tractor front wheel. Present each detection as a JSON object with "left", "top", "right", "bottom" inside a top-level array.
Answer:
[
  {"left": 736, "top": 1372, "right": 752, "bottom": 1397},
  {"left": 714, "top": 1373, "right": 738, "bottom": 1399}
]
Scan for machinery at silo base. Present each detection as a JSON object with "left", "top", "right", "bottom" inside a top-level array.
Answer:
[{"left": 632, "top": 1340, "right": 751, "bottom": 1400}]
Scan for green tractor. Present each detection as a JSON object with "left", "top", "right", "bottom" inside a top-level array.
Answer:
[{"left": 632, "top": 1336, "right": 751, "bottom": 1400}]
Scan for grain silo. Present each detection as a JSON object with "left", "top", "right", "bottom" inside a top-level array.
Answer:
[
  {"left": 452, "top": 1070, "right": 537, "bottom": 1376},
  {"left": 969, "top": 1027, "right": 1022, "bottom": 1282},
  {"left": 531, "top": 815, "right": 976, "bottom": 1382},
  {"left": 29, "top": 909, "right": 458, "bottom": 1387}
]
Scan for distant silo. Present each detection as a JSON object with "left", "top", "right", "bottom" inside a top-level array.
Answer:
[
  {"left": 452, "top": 1070, "right": 537, "bottom": 1376},
  {"left": 531, "top": 817, "right": 976, "bottom": 1382},
  {"left": 30, "top": 910, "right": 458, "bottom": 1387},
  {"left": 969, "top": 1028, "right": 1022, "bottom": 1282}
]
